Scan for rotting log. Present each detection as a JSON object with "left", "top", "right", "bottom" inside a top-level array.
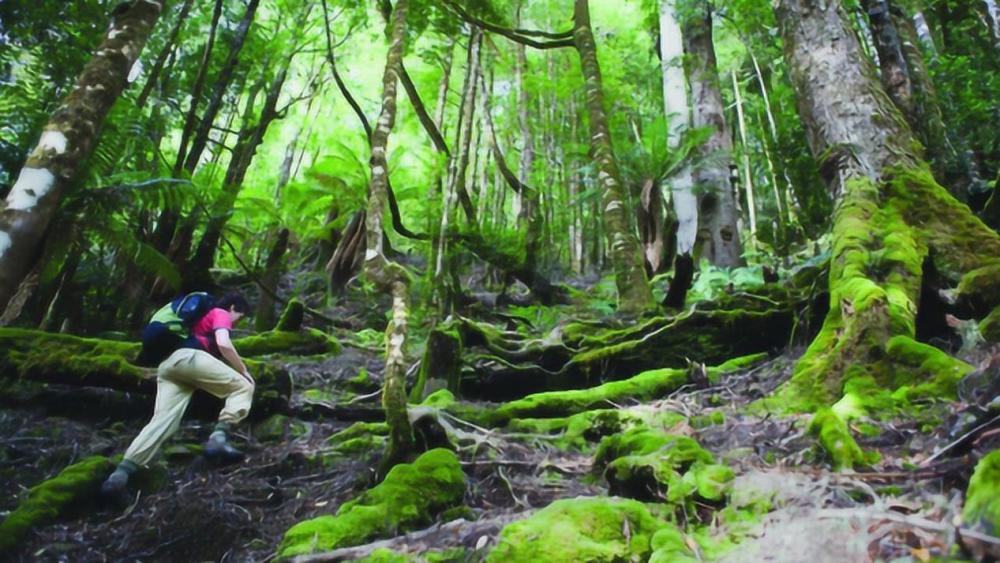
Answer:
[{"left": 456, "top": 287, "right": 801, "bottom": 400}]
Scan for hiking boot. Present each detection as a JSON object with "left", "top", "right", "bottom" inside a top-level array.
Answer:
[
  {"left": 101, "top": 461, "right": 137, "bottom": 507},
  {"left": 204, "top": 430, "right": 244, "bottom": 463}
]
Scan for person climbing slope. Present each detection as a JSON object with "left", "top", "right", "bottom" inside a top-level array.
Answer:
[{"left": 102, "top": 293, "right": 256, "bottom": 501}]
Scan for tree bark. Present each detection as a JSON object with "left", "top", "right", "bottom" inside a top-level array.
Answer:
[
  {"left": 365, "top": 0, "right": 415, "bottom": 472},
  {"left": 574, "top": 0, "right": 655, "bottom": 314},
  {"left": 182, "top": 0, "right": 261, "bottom": 174},
  {"left": 682, "top": 1, "right": 744, "bottom": 268},
  {"left": 776, "top": 0, "right": 1000, "bottom": 408},
  {"left": 254, "top": 228, "right": 290, "bottom": 332},
  {"left": 0, "top": 1, "right": 163, "bottom": 312},
  {"left": 136, "top": 0, "right": 195, "bottom": 110}
]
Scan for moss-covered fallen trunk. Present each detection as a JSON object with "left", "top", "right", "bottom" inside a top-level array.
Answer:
[
  {"left": 486, "top": 497, "right": 696, "bottom": 563},
  {"left": 0, "top": 456, "right": 115, "bottom": 554},
  {"left": 0, "top": 328, "right": 292, "bottom": 416},
  {"left": 483, "top": 354, "right": 764, "bottom": 426},
  {"left": 278, "top": 448, "right": 466, "bottom": 559},
  {"left": 235, "top": 328, "right": 341, "bottom": 357},
  {"left": 458, "top": 289, "right": 799, "bottom": 400}
]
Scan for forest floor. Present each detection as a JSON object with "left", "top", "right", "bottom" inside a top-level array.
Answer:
[{"left": 2, "top": 276, "right": 999, "bottom": 562}]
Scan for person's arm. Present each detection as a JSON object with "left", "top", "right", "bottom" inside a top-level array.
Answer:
[{"left": 216, "top": 329, "right": 253, "bottom": 383}]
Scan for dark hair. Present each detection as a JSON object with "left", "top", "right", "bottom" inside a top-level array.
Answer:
[{"left": 215, "top": 292, "right": 250, "bottom": 314}]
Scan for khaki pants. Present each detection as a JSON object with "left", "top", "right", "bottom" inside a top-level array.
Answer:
[{"left": 123, "top": 348, "right": 254, "bottom": 466}]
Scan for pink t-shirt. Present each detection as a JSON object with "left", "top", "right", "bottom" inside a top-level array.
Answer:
[{"left": 191, "top": 308, "right": 233, "bottom": 358}]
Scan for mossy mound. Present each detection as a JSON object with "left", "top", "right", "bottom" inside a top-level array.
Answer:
[
  {"left": 0, "top": 455, "right": 115, "bottom": 553},
  {"left": 595, "top": 429, "right": 732, "bottom": 504},
  {"left": 963, "top": 450, "right": 1000, "bottom": 535},
  {"left": 487, "top": 496, "right": 689, "bottom": 562},
  {"left": 278, "top": 448, "right": 466, "bottom": 558},
  {"left": 235, "top": 328, "right": 340, "bottom": 357},
  {"left": 326, "top": 421, "right": 390, "bottom": 456}
]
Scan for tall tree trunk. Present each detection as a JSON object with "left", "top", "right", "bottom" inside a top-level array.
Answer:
[
  {"left": 682, "top": 1, "right": 744, "bottom": 268},
  {"left": 731, "top": 69, "right": 758, "bottom": 249},
  {"left": 182, "top": 0, "right": 261, "bottom": 174},
  {"left": 187, "top": 64, "right": 290, "bottom": 283},
  {"left": 574, "top": 0, "right": 655, "bottom": 314},
  {"left": 254, "top": 228, "right": 290, "bottom": 332},
  {"left": 366, "top": 0, "right": 415, "bottom": 473},
  {"left": 449, "top": 29, "right": 482, "bottom": 226},
  {"left": 171, "top": 0, "right": 224, "bottom": 177},
  {"left": 0, "top": 1, "right": 163, "bottom": 311},
  {"left": 659, "top": 0, "right": 698, "bottom": 267},
  {"left": 515, "top": 5, "right": 535, "bottom": 228},
  {"left": 136, "top": 0, "right": 195, "bottom": 110},
  {"left": 776, "top": 0, "right": 1000, "bottom": 414}
]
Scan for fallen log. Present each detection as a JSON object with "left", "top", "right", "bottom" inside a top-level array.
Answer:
[
  {"left": 0, "top": 328, "right": 292, "bottom": 417},
  {"left": 455, "top": 287, "right": 802, "bottom": 400}
]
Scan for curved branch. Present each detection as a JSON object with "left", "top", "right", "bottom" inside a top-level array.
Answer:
[
  {"left": 443, "top": 0, "right": 574, "bottom": 50},
  {"left": 322, "top": 0, "right": 427, "bottom": 241},
  {"left": 400, "top": 63, "right": 451, "bottom": 156}
]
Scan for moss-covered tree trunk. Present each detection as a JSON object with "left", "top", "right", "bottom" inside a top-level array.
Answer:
[
  {"left": 0, "top": 0, "right": 163, "bottom": 311},
  {"left": 366, "top": 0, "right": 415, "bottom": 472},
  {"left": 682, "top": 1, "right": 744, "bottom": 268},
  {"left": 776, "top": 0, "right": 1000, "bottom": 408},
  {"left": 574, "top": 0, "right": 655, "bottom": 314}
]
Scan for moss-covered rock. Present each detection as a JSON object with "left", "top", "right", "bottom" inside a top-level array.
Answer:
[
  {"left": 0, "top": 456, "right": 115, "bottom": 553},
  {"left": 963, "top": 450, "right": 1000, "bottom": 535},
  {"left": 278, "top": 448, "right": 466, "bottom": 558},
  {"left": 595, "top": 429, "right": 731, "bottom": 505},
  {"left": 235, "top": 328, "right": 340, "bottom": 357},
  {"left": 487, "top": 497, "right": 680, "bottom": 562}
]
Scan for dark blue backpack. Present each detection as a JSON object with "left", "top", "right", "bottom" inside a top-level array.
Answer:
[{"left": 171, "top": 292, "right": 216, "bottom": 327}]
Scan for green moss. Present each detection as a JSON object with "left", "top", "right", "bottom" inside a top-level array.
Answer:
[
  {"left": 347, "top": 368, "right": 375, "bottom": 392},
  {"left": 278, "top": 448, "right": 465, "bottom": 558},
  {"left": 808, "top": 408, "right": 869, "bottom": 471},
  {"left": 327, "top": 422, "right": 389, "bottom": 456},
  {"left": 649, "top": 526, "right": 699, "bottom": 563},
  {"left": 487, "top": 497, "right": 676, "bottom": 563},
  {"left": 419, "top": 389, "right": 456, "bottom": 409},
  {"left": 778, "top": 167, "right": 998, "bottom": 414},
  {"left": 979, "top": 306, "right": 1000, "bottom": 344},
  {"left": 495, "top": 368, "right": 685, "bottom": 423},
  {"left": 0, "top": 456, "right": 115, "bottom": 553},
  {"left": 0, "top": 328, "right": 292, "bottom": 416},
  {"left": 596, "top": 429, "right": 729, "bottom": 505},
  {"left": 235, "top": 328, "right": 340, "bottom": 357},
  {"left": 254, "top": 414, "right": 289, "bottom": 442},
  {"left": 691, "top": 411, "right": 725, "bottom": 429},
  {"left": 507, "top": 408, "right": 686, "bottom": 451},
  {"left": 963, "top": 450, "right": 1000, "bottom": 535},
  {"left": 275, "top": 299, "right": 305, "bottom": 332},
  {"left": 410, "top": 326, "right": 462, "bottom": 402}
]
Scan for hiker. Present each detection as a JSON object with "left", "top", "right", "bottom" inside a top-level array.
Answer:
[{"left": 102, "top": 293, "right": 256, "bottom": 499}]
